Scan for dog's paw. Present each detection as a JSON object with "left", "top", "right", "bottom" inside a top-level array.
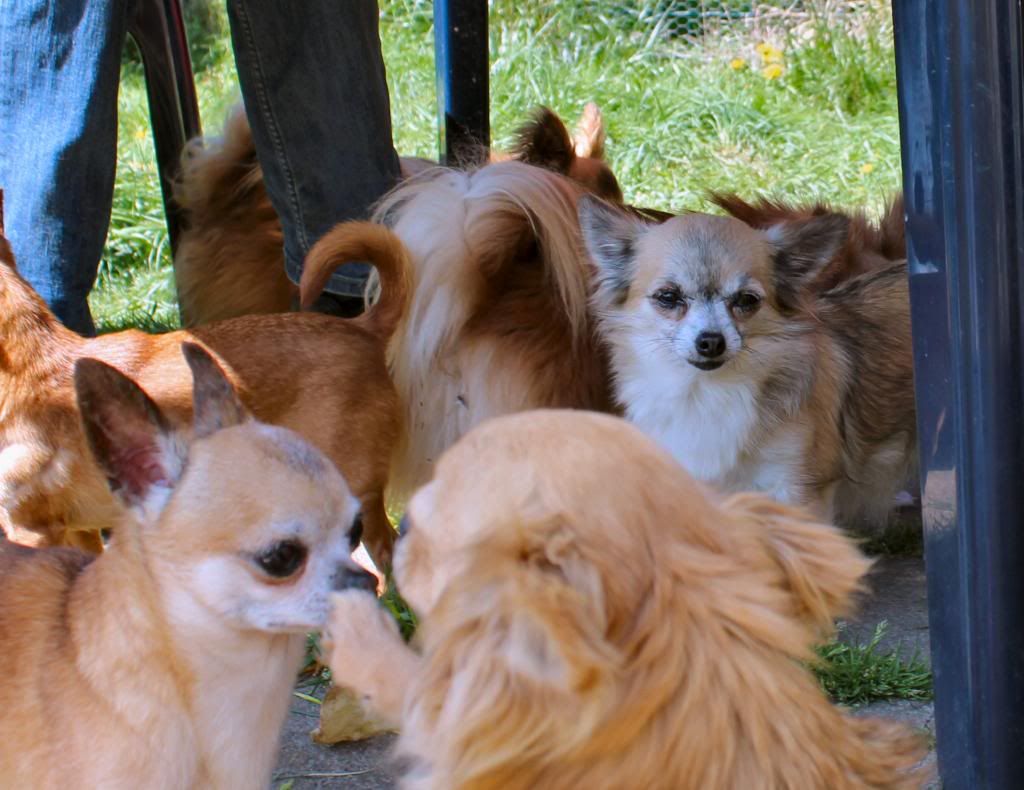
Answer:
[{"left": 325, "top": 589, "right": 403, "bottom": 672}]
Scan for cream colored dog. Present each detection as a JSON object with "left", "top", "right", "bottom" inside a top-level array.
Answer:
[
  {"left": 326, "top": 410, "right": 928, "bottom": 789},
  {"left": 0, "top": 344, "right": 374, "bottom": 788}
]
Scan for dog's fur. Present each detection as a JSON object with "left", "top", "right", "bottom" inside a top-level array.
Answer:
[
  {"left": 327, "top": 410, "right": 928, "bottom": 789},
  {"left": 0, "top": 229, "right": 401, "bottom": 567},
  {"left": 300, "top": 161, "right": 614, "bottom": 502},
  {"left": 0, "top": 344, "right": 373, "bottom": 788},
  {"left": 173, "top": 104, "right": 623, "bottom": 327},
  {"left": 579, "top": 197, "right": 916, "bottom": 527},
  {"left": 711, "top": 192, "right": 905, "bottom": 290}
]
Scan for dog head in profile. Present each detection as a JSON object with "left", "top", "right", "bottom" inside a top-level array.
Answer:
[
  {"left": 578, "top": 195, "right": 849, "bottom": 376},
  {"left": 75, "top": 343, "right": 372, "bottom": 633},
  {"left": 389, "top": 410, "right": 927, "bottom": 789}
]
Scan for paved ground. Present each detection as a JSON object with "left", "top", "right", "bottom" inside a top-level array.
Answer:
[{"left": 272, "top": 557, "right": 936, "bottom": 789}]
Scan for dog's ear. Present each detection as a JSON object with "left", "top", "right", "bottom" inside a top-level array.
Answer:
[
  {"left": 75, "top": 358, "right": 187, "bottom": 517},
  {"left": 464, "top": 526, "right": 616, "bottom": 692},
  {"left": 766, "top": 213, "right": 849, "bottom": 310},
  {"left": 572, "top": 102, "right": 607, "bottom": 160},
  {"left": 181, "top": 342, "right": 249, "bottom": 438},
  {"left": 723, "top": 493, "right": 870, "bottom": 635},
  {"left": 510, "top": 106, "right": 576, "bottom": 175},
  {"left": 579, "top": 195, "right": 649, "bottom": 307}
]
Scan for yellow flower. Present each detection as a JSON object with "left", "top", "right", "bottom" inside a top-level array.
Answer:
[
  {"left": 762, "top": 63, "right": 784, "bottom": 80},
  {"left": 756, "top": 42, "right": 784, "bottom": 63},
  {"left": 133, "top": 128, "right": 148, "bottom": 141},
  {"left": 729, "top": 58, "right": 747, "bottom": 71},
  {"left": 860, "top": 163, "right": 875, "bottom": 174}
]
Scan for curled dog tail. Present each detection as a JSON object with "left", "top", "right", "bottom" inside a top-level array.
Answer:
[{"left": 299, "top": 221, "right": 412, "bottom": 341}]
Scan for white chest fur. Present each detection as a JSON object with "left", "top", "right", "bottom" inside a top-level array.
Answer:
[{"left": 615, "top": 352, "right": 808, "bottom": 503}]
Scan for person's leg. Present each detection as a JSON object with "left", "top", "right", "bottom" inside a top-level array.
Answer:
[
  {"left": 227, "top": 0, "right": 401, "bottom": 311},
  {"left": 0, "top": 0, "right": 133, "bottom": 336}
]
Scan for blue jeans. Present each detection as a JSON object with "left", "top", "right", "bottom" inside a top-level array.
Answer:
[{"left": 0, "top": 0, "right": 400, "bottom": 335}]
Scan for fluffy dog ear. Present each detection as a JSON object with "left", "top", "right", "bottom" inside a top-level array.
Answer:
[
  {"left": 74, "top": 358, "right": 187, "bottom": 518},
  {"left": 578, "top": 195, "right": 648, "bottom": 307},
  {"left": 181, "top": 342, "right": 249, "bottom": 438},
  {"left": 723, "top": 493, "right": 870, "bottom": 634},
  {"left": 573, "top": 102, "right": 607, "bottom": 160},
  {"left": 510, "top": 106, "right": 576, "bottom": 175},
  {"left": 765, "top": 213, "right": 849, "bottom": 311},
  {"left": 470, "top": 528, "right": 617, "bottom": 692}
]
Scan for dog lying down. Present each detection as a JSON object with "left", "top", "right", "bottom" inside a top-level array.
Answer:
[
  {"left": 0, "top": 345, "right": 375, "bottom": 788},
  {"left": 326, "top": 410, "right": 929, "bottom": 789}
]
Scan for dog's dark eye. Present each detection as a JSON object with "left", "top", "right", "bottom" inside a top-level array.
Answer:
[
  {"left": 349, "top": 514, "right": 364, "bottom": 552},
  {"left": 255, "top": 540, "right": 307, "bottom": 578},
  {"left": 652, "top": 288, "right": 686, "bottom": 312},
  {"left": 731, "top": 292, "right": 762, "bottom": 316}
]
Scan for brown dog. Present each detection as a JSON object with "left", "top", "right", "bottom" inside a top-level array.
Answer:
[
  {"left": 711, "top": 192, "right": 905, "bottom": 291},
  {"left": 300, "top": 161, "right": 615, "bottom": 503},
  {"left": 0, "top": 344, "right": 373, "bottom": 788},
  {"left": 326, "top": 410, "right": 928, "bottom": 789},
  {"left": 0, "top": 227, "right": 401, "bottom": 568},
  {"left": 173, "top": 103, "right": 624, "bottom": 327}
]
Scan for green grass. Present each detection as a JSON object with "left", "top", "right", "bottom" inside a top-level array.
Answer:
[
  {"left": 814, "top": 621, "right": 933, "bottom": 705},
  {"left": 91, "top": 0, "right": 901, "bottom": 332}
]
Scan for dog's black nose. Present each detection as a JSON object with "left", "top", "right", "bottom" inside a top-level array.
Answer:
[
  {"left": 333, "top": 565, "right": 378, "bottom": 593},
  {"left": 695, "top": 331, "right": 726, "bottom": 358}
]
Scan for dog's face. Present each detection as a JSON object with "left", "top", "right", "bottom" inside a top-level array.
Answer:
[
  {"left": 74, "top": 343, "right": 374, "bottom": 635},
  {"left": 578, "top": 196, "right": 848, "bottom": 374}
]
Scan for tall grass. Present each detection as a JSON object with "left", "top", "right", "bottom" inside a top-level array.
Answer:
[{"left": 92, "top": 0, "right": 900, "bottom": 331}]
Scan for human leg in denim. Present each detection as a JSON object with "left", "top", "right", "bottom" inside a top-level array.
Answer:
[
  {"left": 0, "top": 0, "right": 134, "bottom": 335},
  {"left": 227, "top": 0, "right": 401, "bottom": 300}
]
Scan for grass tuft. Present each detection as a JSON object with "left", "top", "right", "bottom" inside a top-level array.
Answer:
[{"left": 814, "top": 621, "right": 933, "bottom": 706}]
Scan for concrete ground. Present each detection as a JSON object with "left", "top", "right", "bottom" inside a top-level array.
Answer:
[{"left": 271, "top": 557, "right": 935, "bottom": 789}]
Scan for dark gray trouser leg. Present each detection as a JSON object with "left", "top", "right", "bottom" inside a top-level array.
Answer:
[{"left": 227, "top": 0, "right": 401, "bottom": 298}]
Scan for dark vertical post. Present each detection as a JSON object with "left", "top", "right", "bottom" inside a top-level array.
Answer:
[
  {"left": 433, "top": 0, "right": 489, "bottom": 165},
  {"left": 128, "top": 0, "right": 202, "bottom": 258},
  {"left": 893, "top": 2, "right": 1024, "bottom": 787}
]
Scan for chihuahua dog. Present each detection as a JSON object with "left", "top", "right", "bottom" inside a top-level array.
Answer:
[
  {"left": 300, "top": 161, "right": 614, "bottom": 502},
  {"left": 326, "top": 410, "right": 928, "bottom": 789},
  {"left": 0, "top": 228, "right": 401, "bottom": 568},
  {"left": 0, "top": 344, "right": 375, "bottom": 788},
  {"left": 578, "top": 196, "right": 916, "bottom": 528},
  {"left": 173, "top": 103, "right": 623, "bottom": 327}
]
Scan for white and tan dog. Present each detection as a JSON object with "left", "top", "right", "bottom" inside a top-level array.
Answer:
[
  {"left": 301, "top": 161, "right": 615, "bottom": 502},
  {"left": 0, "top": 344, "right": 374, "bottom": 788},
  {"left": 578, "top": 196, "right": 916, "bottom": 528},
  {"left": 326, "top": 410, "right": 927, "bottom": 789}
]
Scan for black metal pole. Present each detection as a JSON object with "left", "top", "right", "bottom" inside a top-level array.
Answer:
[
  {"left": 433, "top": 0, "right": 489, "bottom": 166},
  {"left": 128, "top": 0, "right": 202, "bottom": 258},
  {"left": 893, "top": 2, "right": 1024, "bottom": 787}
]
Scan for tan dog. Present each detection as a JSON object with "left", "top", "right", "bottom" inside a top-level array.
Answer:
[
  {"left": 173, "top": 103, "right": 623, "bottom": 327},
  {"left": 0, "top": 228, "right": 401, "bottom": 568},
  {"left": 300, "top": 161, "right": 615, "bottom": 502},
  {"left": 0, "top": 344, "right": 375, "bottom": 788},
  {"left": 579, "top": 196, "right": 916, "bottom": 528},
  {"left": 326, "top": 410, "right": 928, "bottom": 789}
]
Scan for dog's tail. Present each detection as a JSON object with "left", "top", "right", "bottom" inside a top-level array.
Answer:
[{"left": 299, "top": 221, "right": 412, "bottom": 341}]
